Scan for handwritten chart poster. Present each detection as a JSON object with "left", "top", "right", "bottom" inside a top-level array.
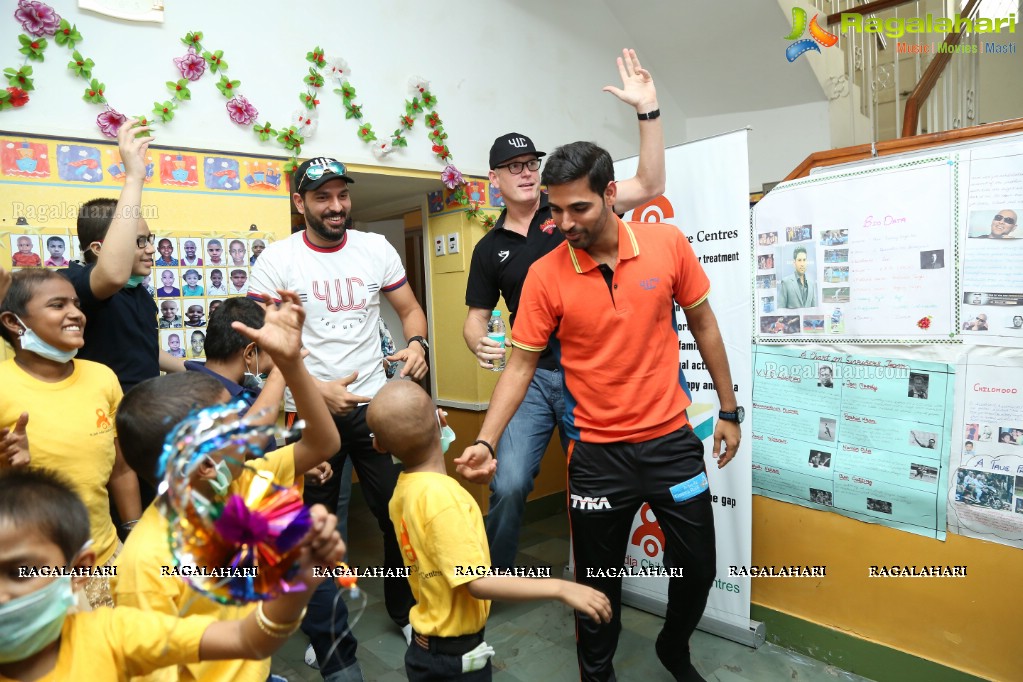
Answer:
[
  {"left": 753, "top": 158, "right": 956, "bottom": 342},
  {"left": 960, "top": 141, "right": 1023, "bottom": 345},
  {"left": 751, "top": 346, "right": 954, "bottom": 539},
  {"left": 947, "top": 354, "right": 1023, "bottom": 549}
]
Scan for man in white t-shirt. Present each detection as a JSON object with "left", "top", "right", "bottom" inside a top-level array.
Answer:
[{"left": 248, "top": 157, "right": 426, "bottom": 649}]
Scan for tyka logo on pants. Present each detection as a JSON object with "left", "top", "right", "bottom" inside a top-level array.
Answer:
[{"left": 571, "top": 494, "right": 612, "bottom": 510}]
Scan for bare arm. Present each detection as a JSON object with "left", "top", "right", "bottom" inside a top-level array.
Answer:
[
  {"left": 108, "top": 439, "right": 142, "bottom": 524},
  {"left": 159, "top": 350, "right": 186, "bottom": 374},
  {"left": 90, "top": 120, "right": 153, "bottom": 300},
  {"left": 233, "top": 291, "right": 339, "bottom": 476},
  {"left": 466, "top": 576, "right": 611, "bottom": 623},
  {"left": 463, "top": 306, "right": 505, "bottom": 369},
  {"left": 683, "top": 300, "right": 740, "bottom": 467},
  {"left": 453, "top": 347, "right": 540, "bottom": 483},
  {"left": 382, "top": 283, "right": 429, "bottom": 380},
  {"left": 603, "top": 49, "right": 664, "bottom": 212}
]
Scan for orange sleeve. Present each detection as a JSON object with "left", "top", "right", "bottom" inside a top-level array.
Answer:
[
  {"left": 673, "top": 230, "right": 711, "bottom": 309},
  {"left": 509, "top": 264, "right": 559, "bottom": 351}
]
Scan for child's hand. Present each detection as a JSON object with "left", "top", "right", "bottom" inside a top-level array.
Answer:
[
  {"left": 559, "top": 581, "right": 612, "bottom": 624},
  {"left": 117, "top": 118, "right": 153, "bottom": 182},
  {"left": 294, "top": 504, "right": 345, "bottom": 586},
  {"left": 304, "top": 461, "right": 333, "bottom": 486},
  {"left": 0, "top": 412, "right": 30, "bottom": 468},
  {"left": 233, "top": 290, "right": 305, "bottom": 366}
]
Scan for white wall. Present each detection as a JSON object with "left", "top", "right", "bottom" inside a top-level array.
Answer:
[
  {"left": 0, "top": 0, "right": 685, "bottom": 177},
  {"left": 686, "top": 101, "right": 832, "bottom": 192}
]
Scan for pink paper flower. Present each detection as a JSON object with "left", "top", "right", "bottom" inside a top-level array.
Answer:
[
  {"left": 174, "top": 48, "right": 207, "bottom": 82},
  {"left": 326, "top": 57, "right": 350, "bottom": 81},
  {"left": 15, "top": 0, "right": 60, "bottom": 37},
  {"left": 441, "top": 164, "right": 464, "bottom": 190},
  {"left": 96, "top": 107, "right": 127, "bottom": 138},
  {"left": 371, "top": 140, "right": 393, "bottom": 160},
  {"left": 291, "top": 109, "right": 318, "bottom": 137},
  {"left": 226, "top": 96, "right": 258, "bottom": 125}
]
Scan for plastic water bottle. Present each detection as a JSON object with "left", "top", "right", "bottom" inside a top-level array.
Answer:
[{"left": 487, "top": 309, "right": 506, "bottom": 372}]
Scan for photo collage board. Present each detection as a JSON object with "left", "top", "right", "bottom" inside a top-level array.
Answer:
[{"left": 3, "top": 230, "right": 275, "bottom": 361}]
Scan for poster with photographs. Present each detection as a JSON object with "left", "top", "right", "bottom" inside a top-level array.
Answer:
[
  {"left": 142, "top": 234, "right": 272, "bottom": 360},
  {"left": 947, "top": 354, "right": 1023, "bottom": 549},
  {"left": 752, "top": 157, "right": 956, "bottom": 342},
  {"left": 3, "top": 229, "right": 80, "bottom": 269},
  {"left": 960, "top": 141, "right": 1023, "bottom": 346},
  {"left": 752, "top": 345, "right": 955, "bottom": 539}
]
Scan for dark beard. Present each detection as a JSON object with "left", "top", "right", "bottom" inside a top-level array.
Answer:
[{"left": 307, "top": 212, "right": 352, "bottom": 243}]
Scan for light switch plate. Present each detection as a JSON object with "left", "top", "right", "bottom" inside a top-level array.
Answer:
[
  {"left": 434, "top": 236, "right": 445, "bottom": 257},
  {"left": 447, "top": 232, "right": 460, "bottom": 254}
]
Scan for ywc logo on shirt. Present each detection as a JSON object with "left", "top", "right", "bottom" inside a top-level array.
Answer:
[
  {"left": 312, "top": 278, "right": 367, "bottom": 312},
  {"left": 571, "top": 494, "right": 612, "bottom": 510}
]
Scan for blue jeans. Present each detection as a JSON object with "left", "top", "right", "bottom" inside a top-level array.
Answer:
[{"left": 485, "top": 367, "right": 567, "bottom": 568}]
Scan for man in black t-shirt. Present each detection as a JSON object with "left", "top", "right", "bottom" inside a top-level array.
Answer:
[
  {"left": 462, "top": 49, "right": 665, "bottom": 568},
  {"left": 61, "top": 119, "right": 185, "bottom": 394}
]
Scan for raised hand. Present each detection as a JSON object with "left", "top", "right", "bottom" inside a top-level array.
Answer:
[
  {"left": 116, "top": 118, "right": 154, "bottom": 182},
  {"left": 232, "top": 290, "right": 306, "bottom": 366},
  {"left": 602, "top": 48, "right": 658, "bottom": 112},
  {"left": 0, "top": 412, "right": 30, "bottom": 468}
]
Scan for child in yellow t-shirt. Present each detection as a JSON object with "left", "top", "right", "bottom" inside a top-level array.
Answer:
[
  {"left": 0, "top": 269, "right": 140, "bottom": 608},
  {"left": 366, "top": 382, "right": 611, "bottom": 681},
  {"left": 114, "top": 290, "right": 362, "bottom": 682},
  {"left": 0, "top": 467, "right": 344, "bottom": 682}
]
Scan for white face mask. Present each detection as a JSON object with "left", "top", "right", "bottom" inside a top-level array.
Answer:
[
  {"left": 13, "top": 315, "right": 77, "bottom": 363},
  {"left": 242, "top": 348, "right": 267, "bottom": 390}
]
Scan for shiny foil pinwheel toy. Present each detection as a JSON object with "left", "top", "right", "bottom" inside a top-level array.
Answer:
[{"left": 156, "top": 401, "right": 311, "bottom": 604}]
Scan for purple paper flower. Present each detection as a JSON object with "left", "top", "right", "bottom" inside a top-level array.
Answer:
[
  {"left": 441, "top": 164, "right": 464, "bottom": 190},
  {"left": 15, "top": 0, "right": 60, "bottom": 37},
  {"left": 215, "top": 494, "right": 270, "bottom": 545},
  {"left": 226, "top": 96, "right": 258, "bottom": 125},
  {"left": 96, "top": 107, "right": 127, "bottom": 138},
  {"left": 174, "top": 48, "right": 207, "bottom": 82}
]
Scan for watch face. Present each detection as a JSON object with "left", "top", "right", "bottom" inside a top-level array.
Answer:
[{"left": 736, "top": 406, "right": 745, "bottom": 423}]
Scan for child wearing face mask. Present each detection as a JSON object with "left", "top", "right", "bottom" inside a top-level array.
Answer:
[
  {"left": 0, "top": 270, "right": 140, "bottom": 608},
  {"left": 113, "top": 290, "right": 363, "bottom": 682},
  {"left": 0, "top": 467, "right": 345, "bottom": 682},
  {"left": 367, "top": 381, "right": 612, "bottom": 681}
]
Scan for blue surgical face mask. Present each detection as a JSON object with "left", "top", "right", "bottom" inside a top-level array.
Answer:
[
  {"left": 205, "top": 456, "right": 234, "bottom": 497},
  {"left": 124, "top": 274, "right": 146, "bottom": 288},
  {"left": 440, "top": 425, "right": 456, "bottom": 454},
  {"left": 14, "top": 315, "right": 77, "bottom": 363},
  {"left": 0, "top": 575, "right": 76, "bottom": 663},
  {"left": 242, "top": 348, "right": 267, "bottom": 390}
]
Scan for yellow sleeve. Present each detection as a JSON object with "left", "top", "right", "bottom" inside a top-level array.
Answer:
[
  {"left": 248, "top": 442, "right": 296, "bottom": 487},
  {"left": 80, "top": 607, "right": 217, "bottom": 677},
  {"left": 113, "top": 506, "right": 183, "bottom": 617},
  {"left": 424, "top": 502, "right": 490, "bottom": 589}
]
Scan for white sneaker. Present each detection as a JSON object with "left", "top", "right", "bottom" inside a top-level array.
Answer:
[
  {"left": 401, "top": 623, "right": 413, "bottom": 646},
  {"left": 304, "top": 643, "right": 320, "bottom": 670}
]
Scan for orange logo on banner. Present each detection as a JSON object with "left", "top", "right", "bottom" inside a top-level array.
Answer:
[
  {"left": 631, "top": 503, "right": 665, "bottom": 558},
  {"left": 631, "top": 196, "right": 675, "bottom": 223},
  {"left": 400, "top": 519, "right": 417, "bottom": 563}
]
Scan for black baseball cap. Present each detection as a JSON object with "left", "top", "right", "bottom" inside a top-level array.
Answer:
[
  {"left": 294, "top": 157, "right": 355, "bottom": 193},
  {"left": 489, "top": 133, "right": 546, "bottom": 169}
]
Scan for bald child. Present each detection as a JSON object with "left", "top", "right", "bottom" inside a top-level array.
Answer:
[{"left": 368, "top": 381, "right": 610, "bottom": 681}]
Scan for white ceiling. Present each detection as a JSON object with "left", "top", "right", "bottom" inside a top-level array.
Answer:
[{"left": 598, "top": 0, "right": 825, "bottom": 118}]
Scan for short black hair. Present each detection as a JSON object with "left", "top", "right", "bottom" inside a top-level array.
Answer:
[
  {"left": 540, "top": 141, "right": 614, "bottom": 196},
  {"left": 793, "top": 246, "right": 807, "bottom": 259},
  {"left": 46, "top": 235, "right": 65, "bottom": 247},
  {"left": 76, "top": 198, "right": 118, "bottom": 264},
  {"left": 204, "top": 297, "right": 265, "bottom": 361},
  {"left": 117, "top": 373, "right": 226, "bottom": 485},
  {"left": 0, "top": 468, "right": 90, "bottom": 562},
  {"left": 0, "top": 269, "right": 70, "bottom": 344}
]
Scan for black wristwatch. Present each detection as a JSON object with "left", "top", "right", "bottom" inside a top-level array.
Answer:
[
  {"left": 408, "top": 336, "right": 429, "bottom": 353},
  {"left": 719, "top": 407, "right": 745, "bottom": 424}
]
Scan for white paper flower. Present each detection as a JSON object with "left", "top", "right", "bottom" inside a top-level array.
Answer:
[
  {"left": 291, "top": 109, "right": 319, "bottom": 137},
  {"left": 371, "top": 140, "right": 393, "bottom": 160},
  {"left": 407, "top": 76, "right": 430, "bottom": 98},
  {"left": 326, "top": 57, "right": 350, "bottom": 82}
]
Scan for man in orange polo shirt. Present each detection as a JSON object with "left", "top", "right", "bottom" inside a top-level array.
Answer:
[{"left": 455, "top": 141, "right": 742, "bottom": 682}]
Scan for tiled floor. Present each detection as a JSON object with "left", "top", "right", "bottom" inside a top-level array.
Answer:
[{"left": 272, "top": 498, "right": 875, "bottom": 682}]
